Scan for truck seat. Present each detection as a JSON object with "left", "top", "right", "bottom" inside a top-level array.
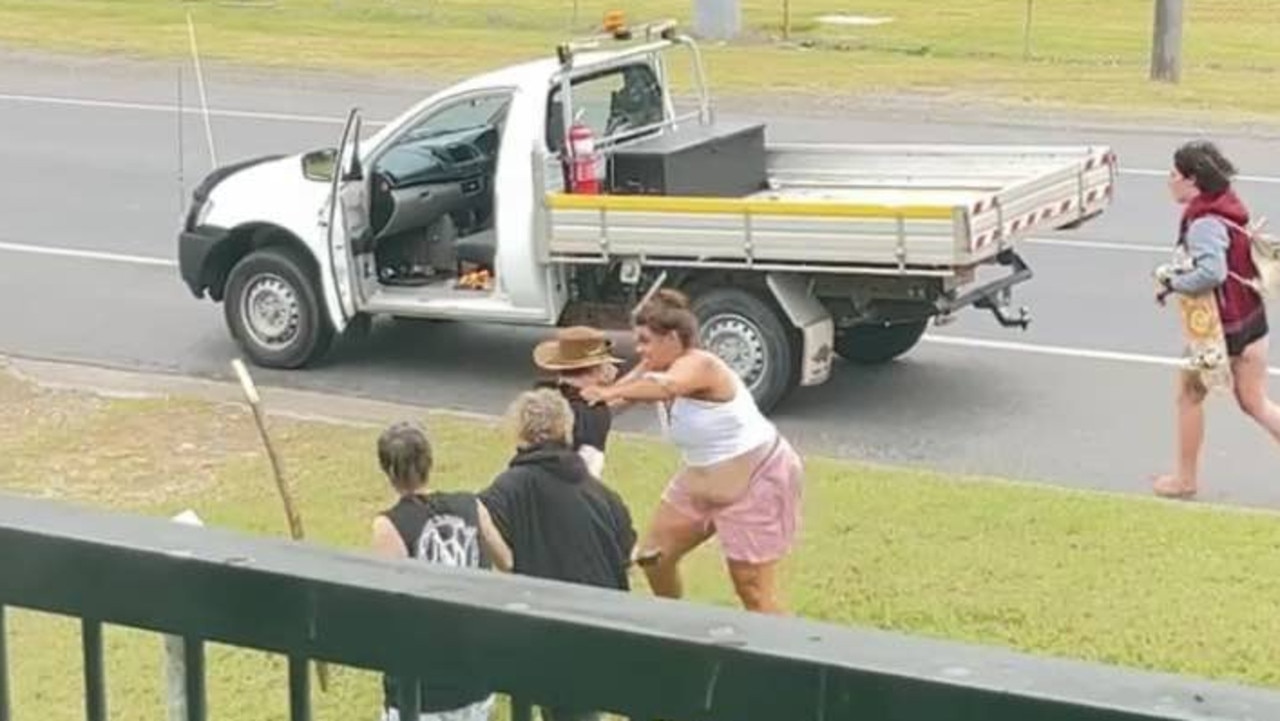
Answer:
[{"left": 455, "top": 228, "right": 496, "bottom": 268}]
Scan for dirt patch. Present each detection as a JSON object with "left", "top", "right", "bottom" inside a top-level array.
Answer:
[
  {"left": 0, "top": 366, "right": 105, "bottom": 440},
  {"left": 0, "top": 368, "right": 269, "bottom": 509}
]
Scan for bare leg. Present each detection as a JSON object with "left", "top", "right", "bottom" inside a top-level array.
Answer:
[
  {"left": 1232, "top": 335, "right": 1280, "bottom": 442},
  {"left": 1154, "top": 370, "right": 1207, "bottom": 497},
  {"left": 639, "top": 500, "right": 713, "bottom": 600},
  {"left": 726, "top": 559, "right": 784, "bottom": 614}
]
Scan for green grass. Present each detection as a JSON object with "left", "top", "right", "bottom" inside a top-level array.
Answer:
[
  {"left": 3, "top": 369, "right": 1280, "bottom": 721},
  {"left": 1, "top": 0, "right": 1280, "bottom": 121}
]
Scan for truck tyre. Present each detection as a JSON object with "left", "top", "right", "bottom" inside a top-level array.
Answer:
[
  {"left": 834, "top": 319, "right": 928, "bottom": 365},
  {"left": 691, "top": 287, "right": 798, "bottom": 414},
  {"left": 223, "top": 248, "right": 334, "bottom": 369}
]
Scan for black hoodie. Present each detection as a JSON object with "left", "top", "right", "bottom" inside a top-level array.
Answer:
[{"left": 479, "top": 442, "right": 636, "bottom": 591}]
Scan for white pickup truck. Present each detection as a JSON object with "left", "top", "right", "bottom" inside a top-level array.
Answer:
[{"left": 177, "top": 18, "right": 1117, "bottom": 412}]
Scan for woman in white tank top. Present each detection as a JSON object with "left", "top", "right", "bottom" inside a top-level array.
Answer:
[{"left": 582, "top": 289, "right": 804, "bottom": 614}]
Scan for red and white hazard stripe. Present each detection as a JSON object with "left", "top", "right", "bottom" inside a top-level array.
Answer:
[{"left": 969, "top": 180, "right": 1113, "bottom": 252}]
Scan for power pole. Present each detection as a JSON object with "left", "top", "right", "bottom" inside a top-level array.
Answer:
[{"left": 1150, "top": 0, "right": 1184, "bottom": 83}]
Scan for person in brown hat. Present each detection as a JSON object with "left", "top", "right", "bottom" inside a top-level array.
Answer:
[{"left": 532, "top": 326, "right": 624, "bottom": 478}]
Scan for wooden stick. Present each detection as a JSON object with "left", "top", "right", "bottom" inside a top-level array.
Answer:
[{"left": 230, "top": 359, "right": 330, "bottom": 692}]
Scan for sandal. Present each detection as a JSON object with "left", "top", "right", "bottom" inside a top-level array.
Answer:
[{"left": 1151, "top": 474, "right": 1197, "bottom": 500}]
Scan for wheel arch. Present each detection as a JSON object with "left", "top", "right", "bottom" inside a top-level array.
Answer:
[
  {"left": 672, "top": 269, "right": 834, "bottom": 392},
  {"left": 203, "top": 223, "right": 319, "bottom": 303}
]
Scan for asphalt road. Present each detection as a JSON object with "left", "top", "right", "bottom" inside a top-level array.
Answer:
[{"left": 4, "top": 49, "right": 1280, "bottom": 506}]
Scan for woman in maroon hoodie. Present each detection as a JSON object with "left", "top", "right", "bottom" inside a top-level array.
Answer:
[{"left": 1153, "top": 141, "right": 1280, "bottom": 498}]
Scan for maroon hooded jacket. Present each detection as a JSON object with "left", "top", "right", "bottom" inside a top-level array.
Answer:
[{"left": 1179, "top": 189, "right": 1265, "bottom": 336}]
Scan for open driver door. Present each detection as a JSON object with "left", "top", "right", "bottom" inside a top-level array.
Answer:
[{"left": 322, "top": 107, "right": 369, "bottom": 328}]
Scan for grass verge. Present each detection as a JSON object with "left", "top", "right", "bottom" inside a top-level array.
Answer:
[
  {"left": 2, "top": 366, "right": 1280, "bottom": 721},
  {"left": 1, "top": 1, "right": 1280, "bottom": 122}
]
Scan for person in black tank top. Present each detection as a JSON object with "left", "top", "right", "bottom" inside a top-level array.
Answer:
[{"left": 370, "top": 422, "right": 512, "bottom": 721}]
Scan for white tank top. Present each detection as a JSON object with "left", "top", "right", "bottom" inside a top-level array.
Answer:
[{"left": 661, "top": 365, "right": 777, "bottom": 467}]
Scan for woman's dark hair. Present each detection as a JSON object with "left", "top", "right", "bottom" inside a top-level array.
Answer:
[
  {"left": 632, "top": 288, "right": 699, "bottom": 348},
  {"left": 1174, "top": 141, "right": 1237, "bottom": 196},
  {"left": 377, "top": 421, "right": 433, "bottom": 491}
]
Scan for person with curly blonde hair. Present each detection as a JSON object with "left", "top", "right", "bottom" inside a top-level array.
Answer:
[
  {"left": 477, "top": 389, "right": 636, "bottom": 721},
  {"left": 479, "top": 388, "right": 636, "bottom": 590}
]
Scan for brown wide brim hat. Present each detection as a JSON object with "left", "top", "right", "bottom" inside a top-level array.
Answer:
[{"left": 533, "top": 326, "right": 625, "bottom": 371}]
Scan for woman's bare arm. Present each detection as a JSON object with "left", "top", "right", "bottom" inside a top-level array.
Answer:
[
  {"left": 603, "top": 361, "right": 647, "bottom": 411},
  {"left": 585, "top": 353, "right": 713, "bottom": 405}
]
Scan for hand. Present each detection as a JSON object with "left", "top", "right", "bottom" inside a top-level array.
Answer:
[
  {"left": 580, "top": 385, "right": 611, "bottom": 406},
  {"left": 601, "top": 363, "right": 619, "bottom": 384}
]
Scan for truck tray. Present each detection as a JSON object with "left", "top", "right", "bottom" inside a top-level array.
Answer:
[{"left": 543, "top": 141, "right": 1116, "bottom": 275}]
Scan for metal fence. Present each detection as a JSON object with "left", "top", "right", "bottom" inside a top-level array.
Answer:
[{"left": 2, "top": 491, "right": 1280, "bottom": 721}]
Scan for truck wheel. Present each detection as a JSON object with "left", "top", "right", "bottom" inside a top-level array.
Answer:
[
  {"left": 834, "top": 319, "right": 928, "bottom": 365},
  {"left": 223, "top": 248, "right": 334, "bottom": 369},
  {"left": 691, "top": 287, "right": 798, "bottom": 414}
]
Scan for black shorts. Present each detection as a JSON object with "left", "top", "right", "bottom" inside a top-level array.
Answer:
[{"left": 1226, "top": 310, "right": 1269, "bottom": 357}]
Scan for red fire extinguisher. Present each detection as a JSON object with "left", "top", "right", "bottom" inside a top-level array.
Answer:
[{"left": 566, "top": 122, "right": 600, "bottom": 195}]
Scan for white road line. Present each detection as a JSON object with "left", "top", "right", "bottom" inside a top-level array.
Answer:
[
  {"left": 923, "top": 334, "right": 1280, "bottom": 377},
  {"left": 2, "top": 92, "right": 1279, "bottom": 184},
  {"left": 0, "top": 240, "right": 176, "bottom": 267},
  {"left": 1025, "top": 237, "right": 1166, "bottom": 254},
  {"left": 1121, "top": 167, "right": 1280, "bottom": 185},
  {"left": 0, "top": 92, "right": 362, "bottom": 126}
]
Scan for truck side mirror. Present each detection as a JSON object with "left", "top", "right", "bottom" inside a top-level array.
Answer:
[{"left": 301, "top": 148, "right": 337, "bottom": 182}]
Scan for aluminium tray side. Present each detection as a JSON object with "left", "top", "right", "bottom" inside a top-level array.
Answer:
[{"left": 542, "top": 143, "right": 1116, "bottom": 272}]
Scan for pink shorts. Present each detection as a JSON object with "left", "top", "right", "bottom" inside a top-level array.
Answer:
[{"left": 661, "top": 436, "right": 804, "bottom": 564}]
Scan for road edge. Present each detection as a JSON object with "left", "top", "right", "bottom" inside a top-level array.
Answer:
[{"left": 0, "top": 352, "right": 500, "bottom": 431}]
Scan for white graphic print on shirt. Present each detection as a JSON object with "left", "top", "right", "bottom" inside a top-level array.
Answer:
[{"left": 415, "top": 514, "right": 481, "bottom": 568}]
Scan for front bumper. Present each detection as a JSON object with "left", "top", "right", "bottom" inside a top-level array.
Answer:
[{"left": 179, "top": 224, "right": 230, "bottom": 299}]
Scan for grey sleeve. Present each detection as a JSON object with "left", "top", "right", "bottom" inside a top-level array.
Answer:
[{"left": 1169, "top": 217, "right": 1229, "bottom": 295}]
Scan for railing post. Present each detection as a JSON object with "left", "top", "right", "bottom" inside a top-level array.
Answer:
[
  {"left": 288, "top": 654, "right": 311, "bottom": 721},
  {"left": 183, "top": 638, "right": 207, "bottom": 721},
  {"left": 395, "top": 674, "right": 421, "bottom": 720},
  {"left": 82, "top": 618, "right": 107, "bottom": 721},
  {"left": 510, "top": 697, "right": 533, "bottom": 721},
  {"left": 164, "top": 510, "right": 204, "bottom": 721},
  {"left": 0, "top": 605, "right": 10, "bottom": 721}
]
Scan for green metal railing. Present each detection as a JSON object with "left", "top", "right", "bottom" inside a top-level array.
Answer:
[{"left": 1, "top": 491, "right": 1279, "bottom": 721}]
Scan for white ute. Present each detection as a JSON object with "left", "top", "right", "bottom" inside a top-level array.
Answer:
[{"left": 177, "top": 17, "right": 1117, "bottom": 412}]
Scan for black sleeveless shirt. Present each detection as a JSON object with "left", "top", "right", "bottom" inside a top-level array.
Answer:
[
  {"left": 380, "top": 492, "right": 492, "bottom": 712},
  {"left": 533, "top": 380, "right": 612, "bottom": 452}
]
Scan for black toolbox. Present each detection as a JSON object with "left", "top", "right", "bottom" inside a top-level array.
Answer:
[{"left": 606, "top": 120, "right": 768, "bottom": 197}]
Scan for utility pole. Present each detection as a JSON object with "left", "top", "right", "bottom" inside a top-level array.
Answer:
[
  {"left": 1022, "top": 0, "right": 1034, "bottom": 61},
  {"left": 693, "top": 0, "right": 740, "bottom": 41},
  {"left": 1150, "top": 0, "right": 1184, "bottom": 83}
]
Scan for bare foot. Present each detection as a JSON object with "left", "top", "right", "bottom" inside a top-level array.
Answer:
[{"left": 1151, "top": 474, "right": 1197, "bottom": 499}]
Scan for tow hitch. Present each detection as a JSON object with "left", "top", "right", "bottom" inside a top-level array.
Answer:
[{"left": 934, "top": 249, "right": 1033, "bottom": 330}]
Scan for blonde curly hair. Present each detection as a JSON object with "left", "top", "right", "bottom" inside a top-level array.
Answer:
[{"left": 507, "top": 388, "right": 574, "bottom": 447}]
